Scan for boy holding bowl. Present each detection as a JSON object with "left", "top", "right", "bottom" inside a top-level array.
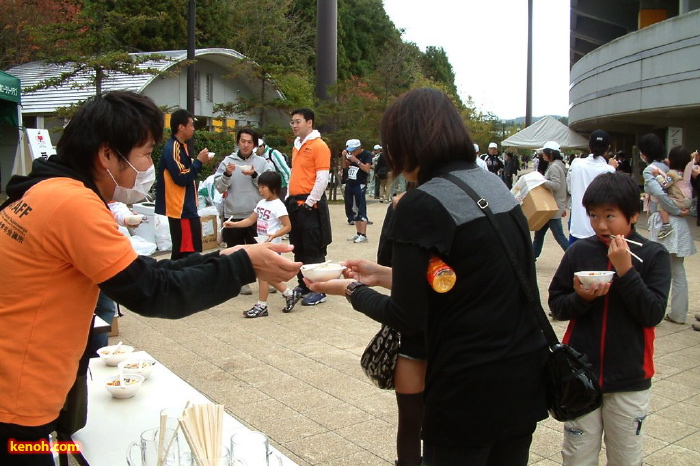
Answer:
[{"left": 548, "top": 172, "right": 671, "bottom": 465}]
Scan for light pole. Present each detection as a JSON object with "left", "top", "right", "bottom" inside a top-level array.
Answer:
[{"left": 187, "top": 0, "right": 195, "bottom": 115}]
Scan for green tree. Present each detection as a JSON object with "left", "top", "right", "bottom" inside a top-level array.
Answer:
[
  {"left": 419, "top": 46, "right": 460, "bottom": 105},
  {"left": 26, "top": 0, "right": 165, "bottom": 96}
]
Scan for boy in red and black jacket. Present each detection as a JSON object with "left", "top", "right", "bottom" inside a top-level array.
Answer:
[{"left": 549, "top": 172, "right": 670, "bottom": 466}]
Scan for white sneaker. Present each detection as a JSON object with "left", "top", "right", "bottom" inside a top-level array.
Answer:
[
  {"left": 354, "top": 235, "right": 368, "bottom": 243},
  {"left": 347, "top": 233, "right": 360, "bottom": 241}
]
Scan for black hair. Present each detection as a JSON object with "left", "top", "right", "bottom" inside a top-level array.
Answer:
[
  {"left": 170, "top": 108, "right": 193, "bottom": 134},
  {"left": 290, "top": 107, "right": 315, "bottom": 125},
  {"left": 638, "top": 133, "right": 665, "bottom": 162},
  {"left": 54, "top": 91, "right": 163, "bottom": 181},
  {"left": 236, "top": 127, "right": 259, "bottom": 146},
  {"left": 667, "top": 146, "right": 691, "bottom": 172},
  {"left": 257, "top": 170, "right": 282, "bottom": 196},
  {"left": 582, "top": 172, "right": 640, "bottom": 222},
  {"left": 380, "top": 88, "right": 475, "bottom": 185},
  {"left": 543, "top": 148, "right": 563, "bottom": 161}
]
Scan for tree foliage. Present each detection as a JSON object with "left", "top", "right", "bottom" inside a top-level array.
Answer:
[{"left": 2, "top": 0, "right": 509, "bottom": 158}]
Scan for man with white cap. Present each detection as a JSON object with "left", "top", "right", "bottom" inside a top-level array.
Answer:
[
  {"left": 342, "top": 138, "right": 373, "bottom": 242},
  {"left": 474, "top": 143, "right": 488, "bottom": 170},
  {"left": 371, "top": 144, "right": 383, "bottom": 199},
  {"left": 484, "top": 142, "right": 504, "bottom": 175},
  {"left": 255, "top": 138, "right": 291, "bottom": 200},
  {"left": 567, "top": 129, "right": 616, "bottom": 244}
]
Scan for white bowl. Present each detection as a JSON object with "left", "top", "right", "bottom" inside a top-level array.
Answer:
[
  {"left": 97, "top": 344, "right": 134, "bottom": 366},
  {"left": 300, "top": 262, "right": 346, "bottom": 282},
  {"left": 240, "top": 165, "right": 252, "bottom": 171},
  {"left": 104, "top": 374, "right": 144, "bottom": 399},
  {"left": 575, "top": 271, "right": 615, "bottom": 289},
  {"left": 254, "top": 235, "right": 268, "bottom": 243},
  {"left": 125, "top": 214, "right": 144, "bottom": 226},
  {"left": 118, "top": 357, "right": 157, "bottom": 379},
  {"left": 208, "top": 152, "right": 215, "bottom": 159}
]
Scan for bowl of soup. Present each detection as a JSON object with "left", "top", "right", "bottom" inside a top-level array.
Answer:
[
  {"left": 104, "top": 374, "right": 144, "bottom": 399},
  {"left": 97, "top": 344, "right": 134, "bottom": 366},
  {"left": 574, "top": 271, "right": 615, "bottom": 289},
  {"left": 118, "top": 357, "right": 157, "bottom": 380},
  {"left": 300, "top": 262, "right": 346, "bottom": 282}
]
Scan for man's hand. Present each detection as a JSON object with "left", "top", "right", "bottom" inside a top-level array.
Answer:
[
  {"left": 197, "top": 148, "right": 210, "bottom": 164},
  {"left": 225, "top": 163, "right": 236, "bottom": 176},
  {"left": 222, "top": 243, "right": 301, "bottom": 284}
]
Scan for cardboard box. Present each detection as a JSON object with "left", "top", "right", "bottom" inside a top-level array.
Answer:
[
  {"left": 109, "top": 317, "right": 119, "bottom": 337},
  {"left": 201, "top": 215, "right": 219, "bottom": 250},
  {"left": 520, "top": 185, "right": 559, "bottom": 231}
]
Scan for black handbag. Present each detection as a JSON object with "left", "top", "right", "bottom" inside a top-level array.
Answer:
[
  {"left": 441, "top": 173, "right": 602, "bottom": 422},
  {"left": 360, "top": 324, "right": 401, "bottom": 390}
]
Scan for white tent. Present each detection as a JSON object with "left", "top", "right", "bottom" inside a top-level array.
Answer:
[{"left": 502, "top": 116, "right": 589, "bottom": 150}]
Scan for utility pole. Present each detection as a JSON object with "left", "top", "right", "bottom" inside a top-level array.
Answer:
[
  {"left": 316, "top": 0, "right": 337, "bottom": 103},
  {"left": 525, "top": 0, "right": 533, "bottom": 127},
  {"left": 186, "top": 0, "right": 196, "bottom": 154}
]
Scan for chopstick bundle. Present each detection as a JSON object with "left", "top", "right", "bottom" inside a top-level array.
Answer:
[{"left": 178, "top": 403, "right": 225, "bottom": 466}]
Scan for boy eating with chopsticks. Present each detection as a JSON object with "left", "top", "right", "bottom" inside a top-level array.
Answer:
[{"left": 548, "top": 172, "right": 671, "bottom": 466}]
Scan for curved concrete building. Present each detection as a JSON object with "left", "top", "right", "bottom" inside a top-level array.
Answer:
[{"left": 569, "top": 1, "right": 700, "bottom": 152}]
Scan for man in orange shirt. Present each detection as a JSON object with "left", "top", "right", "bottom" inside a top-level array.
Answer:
[
  {"left": 286, "top": 108, "right": 333, "bottom": 306},
  {"left": 0, "top": 91, "right": 300, "bottom": 465}
]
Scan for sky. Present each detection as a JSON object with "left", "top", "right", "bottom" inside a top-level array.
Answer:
[{"left": 382, "top": 0, "right": 571, "bottom": 120}]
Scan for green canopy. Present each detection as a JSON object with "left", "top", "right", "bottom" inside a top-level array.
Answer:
[
  {"left": 0, "top": 71, "right": 21, "bottom": 103},
  {"left": 0, "top": 71, "right": 20, "bottom": 127}
]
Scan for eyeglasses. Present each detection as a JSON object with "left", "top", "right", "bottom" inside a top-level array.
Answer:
[{"left": 289, "top": 119, "right": 305, "bottom": 126}]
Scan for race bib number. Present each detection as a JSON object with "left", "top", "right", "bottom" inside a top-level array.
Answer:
[{"left": 348, "top": 166, "right": 360, "bottom": 180}]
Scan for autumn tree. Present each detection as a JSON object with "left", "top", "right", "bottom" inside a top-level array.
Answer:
[{"left": 25, "top": 0, "right": 166, "bottom": 96}]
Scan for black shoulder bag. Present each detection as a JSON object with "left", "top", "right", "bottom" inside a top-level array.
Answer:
[{"left": 441, "top": 173, "right": 602, "bottom": 422}]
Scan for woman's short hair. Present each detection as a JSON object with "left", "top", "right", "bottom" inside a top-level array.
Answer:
[
  {"left": 380, "top": 88, "right": 475, "bottom": 185},
  {"left": 54, "top": 91, "right": 163, "bottom": 181},
  {"left": 638, "top": 133, "right": 665, "bottom": 162},
  {"left": 257, "top": 170, "right": 282, "bottom": 196},
  {"left": 582, "top": 172, "right": 640, "bottom": 222}
]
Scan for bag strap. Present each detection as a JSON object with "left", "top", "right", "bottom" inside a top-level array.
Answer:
[{"left": 440, "top": 173, "right": 560, "bottom": 347}]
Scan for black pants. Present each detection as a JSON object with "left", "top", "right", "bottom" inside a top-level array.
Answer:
[
  {"left": 168, "top": 217, "right": 202, "bottom": 260},
  {"left": 222, "top": 221, "right": 257, "bottom": 247},
  {"left": 423, "top": 423, "right": 536, "bottom": 466},
  {"left": 0, "top": 421, "right": 56, "bottom": 465},
  {"left": 288, "top": 207, "right": 326, "bottom": 291}
]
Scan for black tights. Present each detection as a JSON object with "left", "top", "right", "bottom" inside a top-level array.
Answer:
[{"left": 396, "top": 392, "right": 424, "bottom": 466}]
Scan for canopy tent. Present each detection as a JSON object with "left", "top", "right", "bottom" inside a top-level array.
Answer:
[{"left": 502, "top": 116, "right": 589, "bottom": 150}]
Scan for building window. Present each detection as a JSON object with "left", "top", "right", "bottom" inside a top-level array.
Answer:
[{"left": 206, "top": 74, "right": 213, "bottom": 102}]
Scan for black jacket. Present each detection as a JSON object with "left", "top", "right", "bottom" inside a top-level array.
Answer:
[
  {"left": 549, "top": 231, "right": 670, "bottom": 392},
  {"left": 2, "top": 157, "right": 256, "bottom": 319}
]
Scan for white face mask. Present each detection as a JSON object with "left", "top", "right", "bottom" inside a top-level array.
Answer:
[{"left": 107, "top": 157, "right": 155, "bottom": 204}]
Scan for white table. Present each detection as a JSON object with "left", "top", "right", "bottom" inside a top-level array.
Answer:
[{"left": 72, "top": 352, "right": 297, "bottom": 465}]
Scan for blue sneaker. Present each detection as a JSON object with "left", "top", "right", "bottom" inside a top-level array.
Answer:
[{"left": 301, "top": 292, "right": 327, "bottom": 306}]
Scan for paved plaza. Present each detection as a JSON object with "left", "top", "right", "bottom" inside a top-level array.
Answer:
[{"left": 115, "top": 198, "right": 700, "bottom": 465}]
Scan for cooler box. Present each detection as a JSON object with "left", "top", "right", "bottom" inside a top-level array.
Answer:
[
  {"left": 131, "top": 202, "right": 156, "bottom": 243},
  {"left": 521, "top": 185, "right": 558, "bottom": 231}
]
